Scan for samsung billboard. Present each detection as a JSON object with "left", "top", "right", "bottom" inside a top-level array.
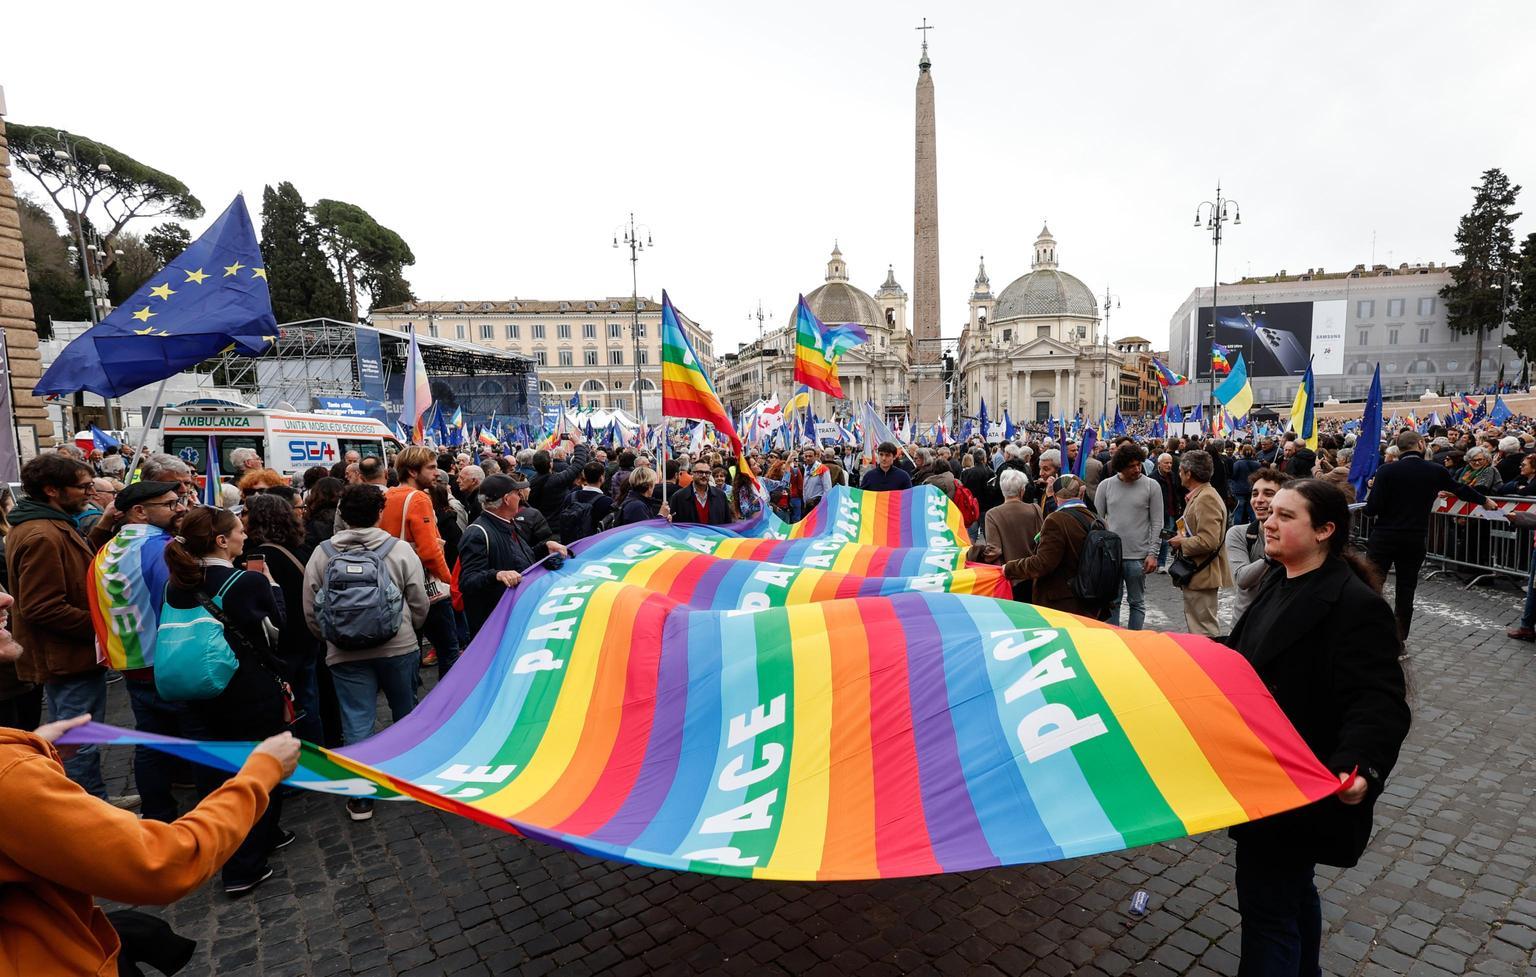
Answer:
[{"left": 1192, "top": 300, "right": 1345, "bottom": 380}]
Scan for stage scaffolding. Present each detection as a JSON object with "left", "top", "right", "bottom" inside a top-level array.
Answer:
[{"left": 202, "top": 318, "right": 540, "bottom": 428}]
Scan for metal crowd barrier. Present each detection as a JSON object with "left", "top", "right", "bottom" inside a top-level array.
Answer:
[{"left": 1419, "top": 496, "right": 1531, "bottom": 589}]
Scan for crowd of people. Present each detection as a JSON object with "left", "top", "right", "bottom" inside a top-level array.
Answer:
[{"left": 6, "top": 409, "right": 1531, "bottom": 973}]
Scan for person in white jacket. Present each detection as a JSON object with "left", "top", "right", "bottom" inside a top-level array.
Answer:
[{"left": 1224, "top": 467, "right": 1291, "bottom": 622}]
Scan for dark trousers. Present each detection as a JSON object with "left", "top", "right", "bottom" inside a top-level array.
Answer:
[
  {"left": 1234, "top": 844, "right": 1321, "bottom": 977},
  {"left": 422, "top": 599, "right": 461, "bottom": 677},
  {"left": 125, "top": 679, "right": 195, "bottom": 822},
  {"left": 1366, "top": 535, "right": 1426, "bottom": 639},
  {"left": 0, "top": 686, "right": 43, "bottom": 731}
]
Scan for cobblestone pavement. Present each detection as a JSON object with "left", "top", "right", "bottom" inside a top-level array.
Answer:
[{"left": 93, "top": 568, "right": 1536, "bottom": 976}]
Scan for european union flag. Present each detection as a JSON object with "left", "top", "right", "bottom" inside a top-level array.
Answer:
[{"left": 36, "top": 196, "right": 276, "bottom": 398}]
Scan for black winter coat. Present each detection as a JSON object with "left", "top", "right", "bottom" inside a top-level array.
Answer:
[
  {"left": 1222, "top": 557, "right": 1411, "bottom": 867},
  {"left": 1366, "top": 452, "right": 1489, "bottom": 540},
  {"left": 668, "top": 486, "right": 733, "bottom": 525},
  {"left": 458, "top": 513, "right": 538, "bottom": 635}
]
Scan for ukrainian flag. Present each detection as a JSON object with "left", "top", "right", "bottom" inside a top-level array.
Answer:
[
  {"left": 1214, "top": 353, "right": 1255, "bottom": 417},
  {"left": 1288, "top": 361, "right": 1317, "bottom": 450}
]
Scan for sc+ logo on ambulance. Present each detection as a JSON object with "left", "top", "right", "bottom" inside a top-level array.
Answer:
[{"left": 288, "top": 440, "right": 338, "bottom": 464}]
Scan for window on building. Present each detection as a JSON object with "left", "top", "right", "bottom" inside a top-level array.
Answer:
[
  {"left": 636, "top": 323, "right": 647, "bottom": 338},
  {"left": 557, "top": 323, "right": 571, "bottom": 340},
  {"left": 612, "top": 397, "right": 626, "bottom": 411},
  {"left": 1419, "top": 297, "right": 1436, "bottom": 317},
  {"left": 1419, "top": 327, "right": 1430, "bottom": 344},
  {"left": 1449, "top": 330, "right": 1459, "bottom": 342},
  {"left": 427, "top": 321, "right": 438, "bottom": 337},
  {"left": 638, "top": 349, "right": 649, "bottom": 365},
  {"left": 535, "top": 351, "right": 547, "bottom": 366},
  {"left": 1388, "top": 329, "right": 1399, "bottom": 345},
  {"left": 563, "top": 382, "right": 573, "bottom": 390},
  {"left": 609, "top": 350, "right": 623, "bottom": 365},
  {"left": 455, "top": 324, "right": 465, "bottom": 339},
  {"left": 1356, "top": 300, "right": 1374, "bottom": 318},
  {"left": 1002, "top": 328, "right": 1012, "bottom": 342},
  {"left": 1037, "top": 325, "right": 1050, "bottom": 339},
  {"left": 609, "top": 323, "right": 622, "bottom": 339},
  {"left": 1358, "top": 330, "right": 1370, "bottom": 346},
  {"left": 1387, "top": 298, "right": 1405, "bottom": 318},
  {"left": 480, "top": 324, "right": 493, "bottom": 340},
  {"left": 583, "top": 323, "right": 596, "bottom": 339},
  {"left": 584, "top": 350, "right": 597, "bottom": 366},
  {"left": 505, "top": 323, "right": 518, "bottom": 339},
  {"left": 558, "top": 351, "right": 573, "bottom": 366},
  {"left": 533, "top": 323, "right": 546, "bottom": 339}
]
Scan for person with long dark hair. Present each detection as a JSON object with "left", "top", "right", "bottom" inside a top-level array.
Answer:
[
  {"left": 304, "top": 476, "right": 344, "bottom": 548},
  {"left": 1223, "top": 479, "right": 1411, "bottom": 975},
  {"left": 163, "top": 507, "right": 293, "bottom": 896},
  {"left": 243, "top": 494, "right": 329, "bottom": 745}
]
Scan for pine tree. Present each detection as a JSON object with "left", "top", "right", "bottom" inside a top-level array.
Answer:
[
  {"left": 1509, "top": 231, "right": 1536, "bottom": 372},
  {"left": 1441, "top": 168, "right": 1521, "bottom": 389},
  {"left": 259, "top": 182, "right": 349, "bottom": 323}
]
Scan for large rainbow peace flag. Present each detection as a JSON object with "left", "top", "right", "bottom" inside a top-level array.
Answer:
[{"left": 68, "top": 486, "right": 1342, "bottom": 880}]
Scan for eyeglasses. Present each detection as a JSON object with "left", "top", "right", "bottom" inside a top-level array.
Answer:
[
  {"left": 141, "top": 499, "right": 188, "bottom": 510},
  {"left": 71, "top": 481, "right": 94, "bottom": 491}
]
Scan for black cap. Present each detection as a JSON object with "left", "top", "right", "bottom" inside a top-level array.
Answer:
[
  {"left": 480, "top": 474, "right": 518, "bottom": 503},
  {"left": 116, "top": 480, "right": 180, "bottom": 510}
]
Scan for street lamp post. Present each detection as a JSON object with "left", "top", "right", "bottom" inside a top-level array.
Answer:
[
  {"left": 748, "top": 301, "right": 767, "bottom": 403},
  {"left": 1194, "top": 183, "right": 1241, "bottom": 419},
  {"left": 1101, "top": 286, "right": 1121, "bottom": 422},
  {"left": 613, "top": 214, "right": 652, "bottom": 418}
]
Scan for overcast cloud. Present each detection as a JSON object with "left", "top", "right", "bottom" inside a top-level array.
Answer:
[{"left": 5, "top": 1, "right": 1534, "bottom": 355}]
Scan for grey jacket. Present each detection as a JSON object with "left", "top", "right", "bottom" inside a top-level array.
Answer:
[
  {"left": 1094, "top": 473, "right": 1162, "bottom": 561},
  {"left": 1225, "top": 520, "right": 1269, "bottom": 618},
  {"left": 303, "top": 527, "right": 432, "bottom": 666}
]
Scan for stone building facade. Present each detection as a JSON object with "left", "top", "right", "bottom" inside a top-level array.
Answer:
[
  {"left": 1114, "top": 336, "right": 1166, "bottom": 416},
  {"left": 713, "top": 246, "right": 913, "bottom": 423},
  {"left": 369, "top": 297, "right": 715, "bottom": 416},
  {"left": 0, "top": 88, "right": 54, "bottom": 460},
  {"left": 955, "top": 226, "right": 1122, "bottom": 424}
]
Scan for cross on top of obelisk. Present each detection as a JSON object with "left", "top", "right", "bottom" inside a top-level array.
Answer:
[{"left": 916, "top": 17, "right": 934, "bottom": 66}]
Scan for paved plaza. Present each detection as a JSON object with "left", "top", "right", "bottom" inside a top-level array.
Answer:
[{"left": 96, "top": 569, "right": 1536, "bottom": 977}]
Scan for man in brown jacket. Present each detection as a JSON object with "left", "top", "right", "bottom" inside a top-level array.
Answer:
[
  {"left": 1002, "top": 475, "right": 1098, "bottom": 617},
  {"left": 6, "top": 454, "right": 110, "bottom": 799},
  {"left": 984, "top": 468, "right": 1044, "bottom": 603},
  {"left": 1167, "top": 449, "right": 1233, "bottom": 636}
]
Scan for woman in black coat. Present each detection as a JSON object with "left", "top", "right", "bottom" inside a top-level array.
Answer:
[
  {"left": 1222, "top": 478, "right": 1410, "bottom": 976},
  {"left": 617, "top": 467, "right": 666, "bottom": 526}
]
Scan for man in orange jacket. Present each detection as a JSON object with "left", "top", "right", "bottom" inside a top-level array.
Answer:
[
  {"left": 383, "top": 446, "right": 460, "bottom": 676},
  {"left": 0, "top": 591, "right": 301, "bottom": 976}
]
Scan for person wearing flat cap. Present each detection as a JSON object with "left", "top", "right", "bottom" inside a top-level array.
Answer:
[
  {"left": 88, "top": 480, "right": 193, "bottom": 822},
  {"left": 457, "top": 474, "right": 566, "bottom": 638}
]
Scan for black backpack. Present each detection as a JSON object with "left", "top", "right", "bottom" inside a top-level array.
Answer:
[
  {"left": 553, "top": 489, "right": 598, "bottom": 544},
  {"left": 1064, "top": 507, "right": 1123, "bottom": 615}
]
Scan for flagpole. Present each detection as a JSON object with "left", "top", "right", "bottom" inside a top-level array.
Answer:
[{"left": 121, "top": 377, "right": 169, "bottom": 486}]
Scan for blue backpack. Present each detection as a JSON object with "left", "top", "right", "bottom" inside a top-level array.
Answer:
[{"left": 154, "top": 572, "right": 245, "bottom": 701}]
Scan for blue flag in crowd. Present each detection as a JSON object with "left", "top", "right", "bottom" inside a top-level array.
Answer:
[
  {"left": 977, "top": 397, "right": 990, "bottom": 442},
  {"left": 203, "top": 435, "right": 222, "bottom": 507},
  {"left": 36, "top": 197, "right": 276, "bottom": 398},
  {"left": 1348, "top": 364, "right": 1383, "bottom": 501},
  {"left": 1168, "top": 404, "right": 1184, "bottom": 424},
  {"left": 1075, "top": 427, "right": 1097, "bottom": 478},
  {"left": 89, "top": 425, "right": 120, "bottom": 451},
  {"left": 1491, "top": 396, "right": 1513, "bottom": 425},
  {"left": 1113, "top": 409, "right": 1126, "bottom": 435}
]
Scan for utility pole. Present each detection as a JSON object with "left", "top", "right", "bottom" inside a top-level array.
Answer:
[{"left": 1195, "top": 183, "right": 1242, "bottom": 420}]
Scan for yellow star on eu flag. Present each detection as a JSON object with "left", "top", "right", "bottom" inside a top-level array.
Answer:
[
  {"left": 133, "top": 325, "right": 156, "bottom": 336},
  {"left": 131, "top": 307, "right": 157, "bottom": 323},
  {"left": 148, "top": 283, "right": 176, "bottom": 300},
  {"left": 184, "top": 268, "right": 209, "bottom": 285},
  {"left": 223, "top": 260, "right": 245, "bottom": 277},
  {"left": 251, "top": 268, "right": 267, "bottom": 280}
]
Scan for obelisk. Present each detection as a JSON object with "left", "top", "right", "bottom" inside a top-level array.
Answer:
[{"left": 911, "top": 23, "right": 942, "bottom": 421}]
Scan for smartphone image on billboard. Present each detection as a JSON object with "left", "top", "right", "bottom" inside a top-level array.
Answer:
[{"left": 1255, "top": 326, "right": 1311, "bottom": 375}]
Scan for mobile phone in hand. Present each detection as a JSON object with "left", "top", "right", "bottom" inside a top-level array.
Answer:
[{"left": 246, "top": 556, "right": 267, "bottom": 575}]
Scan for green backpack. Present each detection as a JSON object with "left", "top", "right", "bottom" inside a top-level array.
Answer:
[{"left": 154, "top": 573, "right": 245, "bottom": 701}]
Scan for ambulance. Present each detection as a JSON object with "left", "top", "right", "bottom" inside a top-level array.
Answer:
[{"left": 156, "top": 399, "right": 402, "bottom": 478}]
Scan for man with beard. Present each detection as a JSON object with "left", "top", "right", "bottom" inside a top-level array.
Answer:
[{"left": 89, "top": 481, "right": 193, "bottom": 821}]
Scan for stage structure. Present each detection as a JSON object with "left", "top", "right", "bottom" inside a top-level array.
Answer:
[{"left": 203, "top": 318, "right": 540, "bottom": 434}]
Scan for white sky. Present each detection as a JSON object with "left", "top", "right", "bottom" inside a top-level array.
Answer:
[{"left": 6, "top": 1, "right": 1534, "bottom": 355}]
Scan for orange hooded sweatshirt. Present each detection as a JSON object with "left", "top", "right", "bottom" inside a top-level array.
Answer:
[{"left": 0, "top": 728, "right": 282, "bottom": 976}]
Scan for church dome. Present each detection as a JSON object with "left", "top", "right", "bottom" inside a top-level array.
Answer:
[
  {"left": 804, "top": 244, "right": 887, "bottom": 327},
  {"left": 992, "top": 225, "right": 1098, "bottom": 321}
]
